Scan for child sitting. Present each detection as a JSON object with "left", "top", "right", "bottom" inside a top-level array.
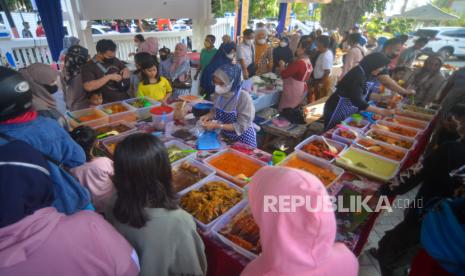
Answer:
[
  {"left": 137, "top": 58, "right": 172, "bottom": 106},
  {"left": 88, "top": 91, "right": 103, "bottom": 108},
  {"left": 70, "top": 126, "right": 114, "bottom": 213}
]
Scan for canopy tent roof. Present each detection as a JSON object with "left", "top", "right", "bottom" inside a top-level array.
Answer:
[
  {"left": 79, "top": 0, "right": 209, "bottom": 20},
  {"left": 393, "top": 3, "right": 459, "bottom": 21}
]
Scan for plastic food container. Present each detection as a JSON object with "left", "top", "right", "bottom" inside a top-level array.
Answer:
[
  {"left": 396, "top": 109, "right": 434, "bottom": 122},
  {"left": 178, "top": 175, "right": 245, "bottom": 232},
  {"left": 124, "top": 97, "right": 161, "bottom": 120},
  {"left": 365, "top": 129, "right": 417, "bottom": 150},
  {"left": 384, "top": 115, "right": 429, "bottom": 131},
  {"left": 150, "top": 106, "right": 174, "bottom": 130},
  {"left": 279, "top": 151, "right": 345, "bottom": 188},
  {"left": 98, "top": 101, "right": 138, "bottom": 123},
  {"left": 164, "top": 140, "right": 196, "bottom": 165},
  {"left": 335, "top": 147, "right": 400, "bottom": 182},
  {"left": 66, "top": 108, "right": 109, "bottom": 128},
  {"left": 354, "top": 137, "right": 409, "bottom": 165},
  {"left": 92, "top": 121, "right": 137, "bottom": 141},
  {"left": 204, "top": 148, "right": 267, "bottom": 187},
  {"left": 295, "top": 135, "right": 348, "bottom": 163},
  {"left": 102, "top": 130, "right": 143, "bottom": 155},
  {"left": 402, "top": 105, "right": 437, "bottom": 116},
  {"left": 211, "top": 200, "right": 259, "bottom": 260},
  {"left": 343, "top": 117, "right": 370, "bottom": 133},
  {"left": 332, "top": 127, "right": 363, "bottom": 145},
  {"left": 373, "top": 120, "right": 420, "bottom": 139},
  {"left": 171, "top": 158, "right": 216, "bottom": 193}
]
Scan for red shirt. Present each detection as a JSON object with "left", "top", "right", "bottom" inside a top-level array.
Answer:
[
  {"left": 36, "top": 26, "right": 45, "bottom": 37},
  {"left": 280, "top": 59, "right": 313, "bottom": 82}
]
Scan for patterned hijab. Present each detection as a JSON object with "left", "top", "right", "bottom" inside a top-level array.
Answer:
[
  {"left": 213, "top": 64, "right": 242, "bottom": 93},
  {"left": 64, "top": 45, "right": 89, "bottom": 84}
]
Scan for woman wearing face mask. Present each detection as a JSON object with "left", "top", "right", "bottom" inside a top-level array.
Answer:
[
  {"left": 200, "top": 64, "right": 257, "bottom": 148},
  {"left": 272, "top": 36, "right": 293, "bottom": 73},
  {"left": 200, "top": 42, "right": 236, "bottom": 100},
  {"left": 405, "top": 54, "right": 446, "bottom": 107},
  {"left": 276, "top": 40, "right": 313, "bottom": 113},
  {"left": 323, "top": 53, "right": 394, "bottom": 130},
  {"left": 19, "top": 63, "right": 67, "bottom": 127},
  {"left": 159, "top": 43, "right": 191, "bottom": 99}
]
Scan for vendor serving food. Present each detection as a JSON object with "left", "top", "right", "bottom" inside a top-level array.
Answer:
[
  {"left": 323, "top": 53, "right": 394, "bottom": 130},
  {"left": 200, "top": 64, "right": 257, "bottom": 148}
]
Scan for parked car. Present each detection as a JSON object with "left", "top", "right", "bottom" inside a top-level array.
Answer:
[
  {"left": 172, "top": 24, "right": 191, "bottom": 31},
  {"left": 408, "top": 27, "right": 465, "bottom": 59},
  {"left": 92, "top": 24, "right": 118, "bottom": 35}
]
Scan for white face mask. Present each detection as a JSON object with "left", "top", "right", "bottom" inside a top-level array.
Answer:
[
  {"left": 245, "top": 39, "right": 254, "bottom": 46},
  {"left": 215, "top": 84, "right": 230, "bottom": 94},
  {"left": 280, "top": 42, "right": 288, "bottom": 47},
  {"left": 257, "top": 39, "right": 267, "bottom": 45},
  {"left": 226, "top": 52, "right": 235, "bottom": 60}
]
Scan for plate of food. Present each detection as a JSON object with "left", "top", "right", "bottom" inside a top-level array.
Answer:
[{"left": 295, "top": 135, "right": 347, "bottom": 163}]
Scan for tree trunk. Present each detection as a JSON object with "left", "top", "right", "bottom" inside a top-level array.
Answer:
[
  {"left": 401, "top": 0, "right": 409, "bottom": 13},
  {"left": 321, "top": 0, "right": 372, "bottom": 32}
]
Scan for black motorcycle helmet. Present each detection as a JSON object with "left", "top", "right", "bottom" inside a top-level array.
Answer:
[{"left": 0, "top": 66, "right": 33, "bottom": 121}]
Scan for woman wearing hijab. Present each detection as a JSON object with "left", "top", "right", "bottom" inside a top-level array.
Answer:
[
  {"left": 277, "top": 40, "right": 313, "bottom": 112},
  {"left": 0, "top": 66, "right": 91, "bottom": 214},
  {"left": 0, "top": 141, "right": 139, "bottom": 276},
  {"left": 19, "top": 63, "right": 65, "bottom": 125},
  {"left": 61, "top": 45, "right": 90, "bottom": 111},
  {"left": 160, "top": 43, "right": 191, "bottom": 99},
  {"left": 272, "top": 36, "right": 294, "bottom": 73},
  {"left": 200, "top": 64, "right": 257, "bottom": 148},
  {"left": 405, "top": 55, "right": 446, "bottom": 107},
  {"left": 59, "top": 36, "right": 80, "bottom": 67},
  {"left": 200, "top": 42, "right": 236, "bottom": 99},
  {"left": 241, "top": 166, "right": 358, "bottom": 276},
  {"left": 323, "top": 53, "right": 394, "bottom": 130}
]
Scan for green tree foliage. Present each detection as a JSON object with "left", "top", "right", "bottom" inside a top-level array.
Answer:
[
  {"left": 250, "top": 0, "right": 279, "bottom": 19},
  {"left": 292, "top": 3, "right": 321, "bottom": 22},
  {"left": 211, "top": 0, "right": 236, "bottom": 17},
  {"left": 320, "top": 0, "right": 389, "bottom": 31},
  {"left": 4, "top": 0, "right": 32, "bottom": 11},
  {"left": 363, "top": 16, "right": 414, "bottom": 37}
]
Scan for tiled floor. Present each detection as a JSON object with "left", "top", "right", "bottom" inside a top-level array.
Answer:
[{"left": 358, "top": 188, "right": 419, "bottom": 276}]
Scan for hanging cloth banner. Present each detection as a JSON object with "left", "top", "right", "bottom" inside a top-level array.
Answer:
[{"left": 234, "top": 0, "right": 249, "bottom": 41}]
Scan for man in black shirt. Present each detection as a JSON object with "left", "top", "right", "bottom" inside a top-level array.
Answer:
[{"left": 81, "top": 39, "right": 130, "bottom": 103}]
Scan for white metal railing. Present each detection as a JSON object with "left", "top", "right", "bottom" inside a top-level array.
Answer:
[{"left": 0, "top": 21, "right": 233, "bottom": 68}]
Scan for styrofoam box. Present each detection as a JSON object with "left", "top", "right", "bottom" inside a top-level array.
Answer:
[
  {"left": 354, "top": 136, "right": 410, "bottom": 166},
  {"left": 124, "top": 97, "right": 161, "bottom": 120},
  {"left": 365, "top": 128, "right": 418, "bottom": 150},
  {"left": 295, "top": 135, "right": 348, "bottom": 163},
  {"left": 374, "top": 120, "right": 421, "bottom": 139},
  {"left": 204, "top": 148, "right": 268, "bottom": 187},
  {"left": 102, "top": 130, "right": 144, "bottom": 155},
  {"left": 211, "top": 200, "right": 259, "bottom": 260},
  {"left": 178, "top": 175, "right": 245, "bottom": 232},
  {"left": 66, "top": 108, "right": 109, "bottom": 128},
  {"left": 92, "top": 120, "right": 137, "bottom": 141},
  {"left": 97, "top": 101, "right": 138, "bottom": 123},
  {"left": 279, "top": 151, "right": 345, "bottom": 188},
  {"left": 171, "top": 158, "right": 216, "bottom": 194},
  {"left": 164, "top": 140, "right": 197, "bottom": 165}
]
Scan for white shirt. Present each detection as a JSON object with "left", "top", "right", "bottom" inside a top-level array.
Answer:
[
  {"left": 314, "top": 50, "right": 334, "bottom": 79},
  {"left": 237, "top": 42, "right": 254, "bottom": 67}
]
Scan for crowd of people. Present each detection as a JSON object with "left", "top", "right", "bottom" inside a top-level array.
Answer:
[{"left": 1, "top": 21, "right": 465, "bottom": 276}]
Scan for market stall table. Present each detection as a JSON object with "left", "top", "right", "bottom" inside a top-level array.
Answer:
[{"left": 252, "top": 89, "right": 281, "bottom": 112}]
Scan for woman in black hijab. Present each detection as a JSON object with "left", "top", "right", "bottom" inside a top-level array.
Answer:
[
  {"left": 323, "top": 52, "right": 394, "bottom": 130},
  {"left": 272, "top": 37, "right": 294, "bottom": 73}
]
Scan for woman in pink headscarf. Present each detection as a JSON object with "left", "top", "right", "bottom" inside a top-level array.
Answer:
[
  {"left": 241, "top": 166, "right": 358, "bottom": 276},
  {"left": 159, "top": 43, "right": 191, "bottom": 99}
]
